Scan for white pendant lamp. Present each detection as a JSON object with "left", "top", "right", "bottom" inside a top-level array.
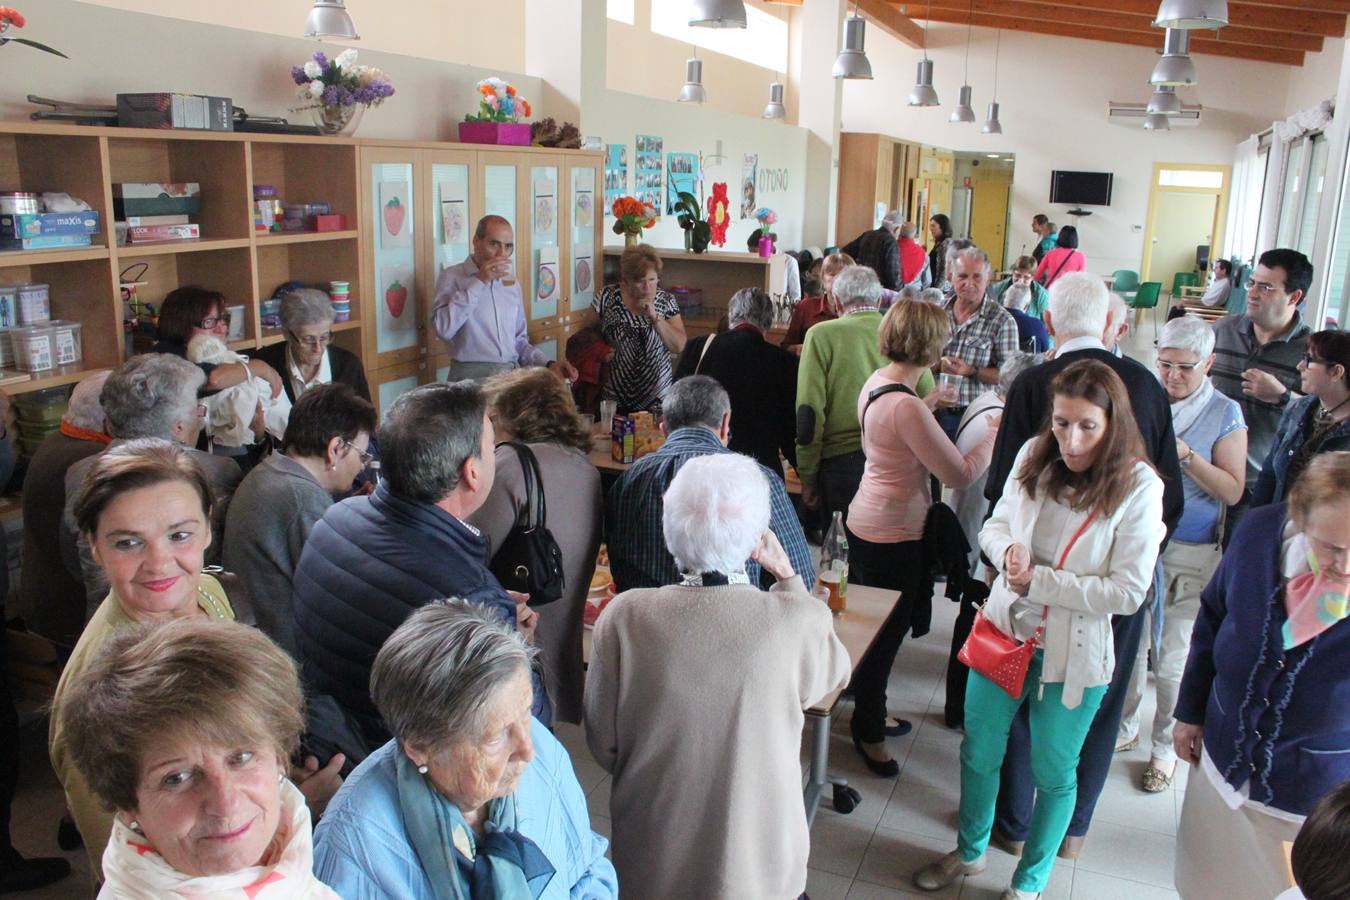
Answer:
[
  {"left": 908, "top": 0, "right": 939, "bottom": 106},
  {"left": 678, "top": 54, "right": 707, "bottom": 103},
  {"left": 981, "top": 30, "right": 1003, "bottom": 134},
  {"left": 304, "top": 0, "right": 360, "bottom": 40},
  {"left": 949, "top": 0, "right": 976, "bottom": 124},
  {"left": 1153, "top": 0, "right": 1228, "bottom": 29},
  {"left": 1145, "top": 113, "right": 1172, "bottom": 130},
  {"left": 833, "top": 6, "right": 873, "bottom": 79},
  {"left": 1147, "top": 85, "right": 1182, "bottom": 115},
  {"left": 689, "top": 0, "right": 747, "bottom": 29},
  {"left": 762, "top": 80, "right": 786, "bottom": 119},
  {"left": 1151, "top": 28, "right": 1198, "bottom": 85}
]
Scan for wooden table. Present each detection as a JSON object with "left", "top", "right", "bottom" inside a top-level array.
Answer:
[
  {"left": 1173, "top": 285, "right": 1227, "bottom": 322},
  {"left": 803, "top": 583, "right": 896, "bottom": 825},
  {"left": 590, "top": 433, "right": 803, "bottom": 496}
]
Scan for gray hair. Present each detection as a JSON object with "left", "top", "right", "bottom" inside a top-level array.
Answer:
[
  {"left": 1046, "top": 272, "right": 1110, "bottom": 340},
  {"left": 280, "top": 288, "right": 336, "bottom": 331},
  {"left": 832, "top": 265, "right": 882, "bottom": 308},
  {"left": 950, "top": 244, "right": 991, "bottom": 274},
  {"left": 1158, "top": 314, "right": 1216, "bottom": 359},
  {"left": 379, "top": 381, "right": 486, "bottom": 503},
  {"left": 881, "top": 209, "right": 903, "bottom": 230},
  {"left": 920, "top": 287, "right": 945, "bottom": 305},
  {"left": 898, "top": 222, "right": 917, "bottom": 239},
  {"left": 727, "top": 287, "right": 774, "bottom": 331},
  {"left": 63, "top": 370, "right": 110, "bottom": 432},
  {"left": 897, "top": 286, "right": 922, "bottom": 302},
  {"left": 998, "top": 351, "right": 1044, "bottom": 396},
  {"left": 946, "top": 238, "right": 976, "bottom": 266},
  {"left": 663, "top": 454, "right": 770, "bottom": 575},
  {"left": 370, "top": 599, "right": 537, "bottom": 752},
  {"left": 100, "top": 354, "right": 204, "bottom": 440},
  {"left": 663, "top": 375, "right": 730, "bottom": 431}
]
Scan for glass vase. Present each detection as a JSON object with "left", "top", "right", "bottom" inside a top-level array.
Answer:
[
  {"left": 624, "top": 231, "right": 639, "bottom": 249},
  {"left": 311, "top": 103, "right": 364, "bottom": 136}
]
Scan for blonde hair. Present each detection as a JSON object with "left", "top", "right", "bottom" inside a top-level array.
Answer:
[
  {"left": 483, "top": 367, "right": 591, "bottom": 453},
  {"left": 1289, "top": 452, "right": 1350, "bottom": 530},
  {"left": 821, "top": 252, "right": 855, "bottom": 279},
  {"left": 878, "top": 298, "right": 951, "bottom": 366},
  {"left": 619, "top": 244, "right": 662, "bottom": 284}
]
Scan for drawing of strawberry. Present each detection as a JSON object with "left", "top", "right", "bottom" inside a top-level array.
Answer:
[
  {"left": 383, "top": 196, "right": 405, "bottom": 235},
  {"left": 385, "top": 280, "right": 408, "bottom": 317}
]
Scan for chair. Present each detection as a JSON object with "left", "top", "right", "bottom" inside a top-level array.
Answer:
[
  {"left": 1171, "top": 271, "right": 1199, "bottom": 298},
  {"left": 1130, "top": 281, "right": 1163, "bottom": 340},
  {"left": 1227, "top": 263, "right": 1251, "bottom": 314},
  {"left": 1111, "top": 269, "right": 1140, "bottom": 302}
]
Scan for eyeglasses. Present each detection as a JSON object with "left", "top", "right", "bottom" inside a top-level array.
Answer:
[
  {"left": 1301, "top": 352, "right": 1326, "bottom": 367},
  {"left": 1245, "top": 278, "right": 1284, "bottom": 296},
  {"left": 193, "top": 403, "right": 207, "bottom": 417},
  {"left": 196, "top": 313, "right": 232, "bottom": 329},
  {"left": 341, "top": 439, "right": 374, "bottom": 466},
  {"left": 1156, "top": 360, "right": 1202, "bottom": 374},
  {"left": 289, "top": 330, "right": 333, "bottom": 350}
]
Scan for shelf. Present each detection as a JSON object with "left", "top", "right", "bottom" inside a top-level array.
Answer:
[
  {"left": 258, "top": 318, "right": 361, "bottom": 348},
  {"left": 116, "top": 238, "right": 253, "bottom": 257},
  {"left": 0, "top": 246, "right": 111, "bottom": 268},
  {"left": 254, "top": 230, "right": 359, "bottom": 245},
  {"left": 3, "top": 366, "right": 110, "bottom": 395},
  {"left": 601, "top": 247, "right": 772, "bottom": 265}
]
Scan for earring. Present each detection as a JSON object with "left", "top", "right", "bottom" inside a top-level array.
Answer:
[
  {"left": 418, "top": 765, "right": 429, "bottom": 775},
  {"left": 128, "top": 820, "right": 142, "bottom": 835}
]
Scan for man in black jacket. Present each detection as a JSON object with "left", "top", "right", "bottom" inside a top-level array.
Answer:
[
  {"left": 674, "top": 287, "right": 797, "bottom": 477},
  {"left": 841, "top": 210, "right": 903, "bottom": 291},
  {"left": 982, "top": 271, "right": 1182, "bottom": 858}
]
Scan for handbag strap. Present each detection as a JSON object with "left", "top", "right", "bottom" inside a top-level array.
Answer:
[
  {"left": 1041, "top": 249, "right": 1075, "bottom": 287},
  {"left": 500, "top": 441, "right": 547, "bottom": 531},
  {"left": 1029, "top": 510, "right": 1099, "bottom": 642},
  {"left": 694, "top": 332, "right": 716, "bottom": 374},
  {"left": 860, "top": 381, "right": 915, "bottom": 444}
]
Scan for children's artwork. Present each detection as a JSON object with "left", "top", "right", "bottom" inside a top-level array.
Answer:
[
  {"left": 537, "top": 262, "right": 558, "bottom": 302},
  {"left": 635, "top": 134, "right": 664, "bottom": 222},
  {"left": 375, "top": 261, "right": 416, "bottom": 353},
  {"left": 533, "top": 177, "right": 557, "bottom": 239},
  {"left": 575, "top": 190, "right": 593, "bottom": 227},
  {"left": 666, "top": 152, "right": 700, "bottom": 214},
  {"left": 383, "top": 267, "right": 411, "bottom": 320},
  {"left": 574, "top": 255, "right": 592, "bottom": 293},
  {"left": 708, "top": 182, "right": 732, "bottom": 247},
  {"left": 535, "top": 195, "right": 555, "bottom": 233},
  {"left": 379, "top": 181, "right": 411, "bottom": 249},
  {"left": 534, "top": 245, "right": 559, "bottom": 320},
  {"left": 441, "top": 198, "right": 466, "bottom": 244},
  {"left": 604, "top": 144, "right": 628, "bottom": 211},
  {"left": 740, "top": 154, "right": 757, "bottom": 219}
]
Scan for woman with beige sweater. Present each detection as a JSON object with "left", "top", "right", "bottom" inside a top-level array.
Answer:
[{"left": 585, "top": 452, "right": 851, "bottom": 899}]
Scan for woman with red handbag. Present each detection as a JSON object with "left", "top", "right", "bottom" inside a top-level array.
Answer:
[{"left": 913, "top": 360, "right": 1165, "bottom": 900}]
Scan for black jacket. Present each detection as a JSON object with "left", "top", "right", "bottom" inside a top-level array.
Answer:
[
  {"left": 254, "top": 342, "right": 371, "bottom": 404},
  {"left": 841, "top": 227, "right": 902, "bottom": 291},
  {"left": 674, "top": 325, "right": 799, "bottom": 476},
  {"left": 984, "top": 347, "right": 1183, "bottom": 545}
]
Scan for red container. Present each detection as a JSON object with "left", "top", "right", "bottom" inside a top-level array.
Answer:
[
  {"left": 313, "top": 214, "right": 347, "bottom": 232},
  {"left": 458, "top": 121, "right": 532, "bottom": 146}
]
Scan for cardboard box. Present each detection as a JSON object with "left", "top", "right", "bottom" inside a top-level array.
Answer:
[
  {"left": 611, "top": 415, "right": 635, "bottom": 464},
  {"left": 312, "top": 213, "right": 347, "bottom": 232},
  {"left": 126, "top": 223, "right": 200, "bottom": 243},
  {"left": 117, "top": 93, "right": 233, "bottom": 131},
  {"left": 123, "top": 214, "right": 189, "bottom": 227},
  {"left": 113, "top": 183, "right": 201, "bottom": 218},
  {"left": 1, "top": 211, "right": 100, "bottom": 239},
  {"left": 0, "top": 234, "right": 93, "bottom": 250}
]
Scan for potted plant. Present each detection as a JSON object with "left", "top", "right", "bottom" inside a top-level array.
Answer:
[
  {"left": 460, "top": 78, "right": 533, "bottom": 146},
  {"left": 291, "top": 49, "right": 394, "bottom": 135},
  {"left": 675, "top": 191, "right": 711, "bottom": 254},
  {"left": 611, "top": 196, "right": 656, "bottom": 248},
  {"left": 753, "top": 207, "right": 778, "bottom": 257}
]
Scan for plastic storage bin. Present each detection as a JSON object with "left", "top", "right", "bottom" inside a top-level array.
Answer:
[
  {"left": 16, "top": 283, "right": 50, "bottom": 325},
  {"left": 0, "top": 285, "right": 18, "bottom": 329},
  {"left": 10, "top": 325, "right": 54, "bottom": 372},
  {"left": 49, "top": 320, "right": 82, "bottom": 368}
]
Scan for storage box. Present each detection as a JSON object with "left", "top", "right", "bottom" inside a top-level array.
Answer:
[
  {"left": 10, "top": 325, "right": 54, "bottom": 372},
  {"left": 116, "top": 93, "right": 233, "bottom": 132},
  {"left": 49, "top": 319, "right": 82, "bottom": 368},
  {"left": 127, "top": 224, "right": 200, "bottom": 243},
  {"left": 458, "top": 121, "right": 532, "bottom": 146},
  {"left": 16, "top": 283, "right": 49, "bottom": 325},
  {"left": 0, "top": 234, "right": 93, "bottom": 251},
  {"left": 667, "top": 285, "right": 703, "bottom": 318},
  {"left": 313, "top": 213, "right": 347, "bottom": 232},
  {"left": 611, "top": 414, "right": 635, "bottom": 464},
  {"left": 0, "top": 286, "right": 16, "bottom": 328},
  {"left": 113, "top": 183, "right": 201, "bottom": 218},
  {"left": 1, "top": 211, "right": 101, "bottom": 239}
]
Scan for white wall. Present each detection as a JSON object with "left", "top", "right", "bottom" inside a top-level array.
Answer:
[
  {"left": 842, "top": 25, "right": 1292, "bottom": 277},
  {"left": 1285, "top": 38, "right": 1345, "bottom": 117}
]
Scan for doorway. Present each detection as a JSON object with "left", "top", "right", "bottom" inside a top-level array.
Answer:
[
  {"left": 1141, "top": 164, "right": 1231, "bottom": 294},
  {"left": 953, "top": 152, "right": 1016, "bottom": 271}
]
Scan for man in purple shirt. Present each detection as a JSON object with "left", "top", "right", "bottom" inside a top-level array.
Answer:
[{"left": 432, "top": 214, "right": 578, "bottom": 382}]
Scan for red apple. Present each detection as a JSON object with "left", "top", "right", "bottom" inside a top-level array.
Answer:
[
  {"left": 385, "top": 280, "right": 408, "bottom": 318},
  {"left": 383, "top": 197, "right": 406, "bottom": 236}
]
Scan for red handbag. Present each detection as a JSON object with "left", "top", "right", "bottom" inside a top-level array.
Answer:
[{"left": 958, "top": 512, "right": 1097, "bottom": 698}]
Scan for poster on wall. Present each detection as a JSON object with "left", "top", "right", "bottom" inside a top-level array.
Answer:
[
  {"left": 379, "top": 181, "right": 412, "bottom": 249},
  {"left": 666, "top": 152, "right": 699, "bottom": 214},
  {"left": 604, "top": 144, "right": 628, "bottom": 212},
  {"left": 740, "top": 154, "right": 757, "bottom": 219},
  {"left": 635, "top": 134, "right": 664, "bottom": 220}
]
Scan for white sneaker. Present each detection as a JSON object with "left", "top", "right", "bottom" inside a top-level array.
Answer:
[
  {"left": 913, "top": 850, "right": 987, "bottom": 891},
  {"left": 1000, "top": 889, "right": 1041, "bottom": 900}
]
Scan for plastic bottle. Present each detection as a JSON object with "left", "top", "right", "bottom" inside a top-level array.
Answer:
[{"left": 818, "top": 510, "right": 849, "bottom": 615}]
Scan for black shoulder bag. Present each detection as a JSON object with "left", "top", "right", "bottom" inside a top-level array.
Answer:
[{"left": 489, "top": 442, "right": 566, "bottom": 607}]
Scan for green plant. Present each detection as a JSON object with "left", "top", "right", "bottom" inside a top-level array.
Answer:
[{"left": 675, "top": 191, "right": 711, "bottom": 253}]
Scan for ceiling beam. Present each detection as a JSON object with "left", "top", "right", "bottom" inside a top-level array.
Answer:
[
  {"left": 903, "top": 0, "right": 1346, "bottom": 37},
  {"left": 912, "top": 0, "right": 1323, "bottom": 50},
  {"left": 1239, "top": 0, "right": 1350, "bottom": 12},
  {"left": 919, "top": 9, "right": 1301, "bottom": 64},
  {"left": 856, "top": 0, "right": 925, "bottom": 47}
]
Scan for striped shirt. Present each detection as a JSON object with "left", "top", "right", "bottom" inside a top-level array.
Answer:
[{"left": 593, "top": 284, "right": 680, "bottom": 414}]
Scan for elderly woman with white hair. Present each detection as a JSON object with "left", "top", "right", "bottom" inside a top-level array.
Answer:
[
  {"left": 256, "top": 287, "right": 371, "bottom": 404},
  {"left": 314, "top": 599, "right": 616, "bottom": 899},
  {"left": 1117, "top": 315, "right": 1247, "bottom": 792},
  {"left": 586, "top": 453, "right": 850, "bottom": 900}
]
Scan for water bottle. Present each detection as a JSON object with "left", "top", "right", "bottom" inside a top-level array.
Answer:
[{"left": 817, "top": 511, "right": 849, "bottom": 615}]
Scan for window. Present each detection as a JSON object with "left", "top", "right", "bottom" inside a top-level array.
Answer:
[
  {"left": 649, "top": 2, "right": 788, "bottom": 73},
  {"left": 1276, "top": 132, "right": 1327, "bottom": 256},
  {"left": 1159, "top": 169, "right": 1224, "bottom": 189},
  {"left": 607, "top": 0, "right": 634, "bottom": 24}
]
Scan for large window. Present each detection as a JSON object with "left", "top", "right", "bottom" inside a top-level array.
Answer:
[
  {"left": 649, "top": 2, "right": 788, "bottom": 72},
  {"left": 1276, "top": 132, "right": 1328, "bottom": 257}
]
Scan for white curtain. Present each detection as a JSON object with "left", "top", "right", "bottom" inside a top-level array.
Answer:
[
  {"left": 1256, "top": 100, "right": 1336, "bottom": 255},
  {"left": 1226, "top": 136, "right": 1261, "bottom": 265}
]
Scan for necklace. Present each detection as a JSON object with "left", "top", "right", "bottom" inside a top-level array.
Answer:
[{"left": 1315, "top": 394, "right": 1350, "bottom": 426}]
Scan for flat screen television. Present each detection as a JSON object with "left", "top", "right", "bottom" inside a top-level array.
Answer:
[{"left": 1050, "top": 170, "right": 1113, "bottom": 206}]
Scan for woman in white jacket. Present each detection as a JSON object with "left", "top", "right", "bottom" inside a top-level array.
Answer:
[{"left": 914, "top": 360, "right": 1166, "bottom": 900}]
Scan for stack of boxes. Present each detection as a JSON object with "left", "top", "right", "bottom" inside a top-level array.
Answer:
[
  {"left": 0, "top": 283, "right": 83, "bottom": 375},
  {"left": 114, "top": 183, "right": 202, "bottom": 244}
]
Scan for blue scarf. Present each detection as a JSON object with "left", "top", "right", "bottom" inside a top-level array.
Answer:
[{"left": 395, "top": 750, "right": 555, "bottom": 900}]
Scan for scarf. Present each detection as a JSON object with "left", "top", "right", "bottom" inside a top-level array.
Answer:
[
  {"left": 1282, "top": 530, "right": 1349, "bottom": 649},
  {"left": 680, "top": 570, "right": 751, "bottom": 587},
  {"left": 99, "top": 780, "right": 337, "bottom": 899},
  {"left": 59, "top": 420, "right": 112, "bottom": 444},
  {"left": 395, "top": 750, "right": 554, "bottom": 900},
  {"left": 1165, "top": 375, "right": 1216, "bottom": 437}
]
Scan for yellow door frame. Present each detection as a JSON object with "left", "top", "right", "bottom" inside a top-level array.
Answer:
[{"left": 1140, "top": 162, "right": 1232, "bottom": 282}]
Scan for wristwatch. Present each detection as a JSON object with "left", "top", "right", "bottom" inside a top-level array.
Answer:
[{"left": 1279, "top": 388, "right": 1292, "bottom": 406}]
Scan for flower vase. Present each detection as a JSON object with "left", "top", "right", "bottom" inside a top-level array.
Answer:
[
  {"left": 683, "top": 230, "right": 693, "bottom": 252},
  {"left": 758, "top": 234, "right": 774, "bottom": 258},
  {"left": 624, "top": 232, "right": 639, "bottom": 249},
  {"left": 311, "top": 103, "right": 364, "bottom": 136}
]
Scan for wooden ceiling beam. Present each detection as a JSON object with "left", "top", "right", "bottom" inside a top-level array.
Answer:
[
  {"left": 902, "top": 0, "right": 1345, "bottom": 37},
  {"left": 1238, "top": 0, "right": 1350, "bottom": 12},
  {"left": 855, "top": 0, "right": 925, "bottom": 48},
  {"left": 919, "top": 9, "right": 1301, "bottom": 63},
  {"left": 911, "top": 0, "right": 1323, "bottom": 50}
]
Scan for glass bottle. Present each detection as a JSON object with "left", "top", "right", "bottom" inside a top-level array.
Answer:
[{"left": 818, "top": 510, "right": 849, "bottom": 615}]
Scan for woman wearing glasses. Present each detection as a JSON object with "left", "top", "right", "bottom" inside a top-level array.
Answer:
[
  {"left": 154, "top": 286, "right": 283, "bottom": 398},
  {"left": 1118, "top": 316, "right": 1247, "bottom": 794},
  {"left": 1252, "top": 330, "right": 1350, "bottom": 507},
  {"left": 257, "top": 288, "right": 371, "bottom": 403}
]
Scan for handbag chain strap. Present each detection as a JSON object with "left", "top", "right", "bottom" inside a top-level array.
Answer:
[{"left": 1028, "top": 510, "right": 1098, "bottom": 643}]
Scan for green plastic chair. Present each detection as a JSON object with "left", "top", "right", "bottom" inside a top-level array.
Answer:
[
  {"left": 1171, "top": 271, "right": 1199, "bottom": 297},
  {"left": 1227, "top": 263, "right": 1250, "bottom": 314},
  {"left": 1131, "top": 281, "right": 1163, "bottom": 340},
  {"left": 1111, "top": 269, "right": 1141, "bottom": 302}
]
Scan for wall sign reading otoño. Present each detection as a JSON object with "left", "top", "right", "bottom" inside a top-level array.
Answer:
[{"left": 757, "top": 167, "right": 789, "bottom": 193}]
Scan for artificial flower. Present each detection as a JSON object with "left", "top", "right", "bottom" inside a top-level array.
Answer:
[
  {"left": 335, "top": 48, "right": 358, "bottom": 70},
  {"left": 309, "top": 80, "right": 324, "bottom": 98},
  {"left": 0, "top": 7, "right": 25, "bottom": 27},
  {"left": 304, "top": 60, "right": 321, "bottom": 79}
]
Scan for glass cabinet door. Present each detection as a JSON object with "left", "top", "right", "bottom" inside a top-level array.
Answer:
[
  {"left": 528, "top": 162, "right": 561, "bottom": 322},
  {"left": 363, "top": 149, "right": 421, "bottom": 369},
  {"left": 567, "top": 162, "right": 599, "bottom": 317}
]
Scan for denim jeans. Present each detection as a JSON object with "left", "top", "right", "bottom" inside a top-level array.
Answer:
[{"left": 817, "top": 450, "right": 866, "bottom": 525}]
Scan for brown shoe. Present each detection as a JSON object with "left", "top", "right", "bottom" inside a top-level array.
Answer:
[
  {"left": 990, "top": 825, "right": 1025, "bottom": 857},
  {"left": 1058, "top": 834, "right": 1085, "bottom": 859}
]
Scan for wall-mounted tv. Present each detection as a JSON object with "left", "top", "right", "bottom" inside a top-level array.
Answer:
[{"left": 1050, "top": 170, "right": 1114, "bottom": 206}]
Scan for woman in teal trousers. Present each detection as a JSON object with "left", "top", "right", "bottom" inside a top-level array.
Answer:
[{"left": 913, "top": 361, "right": 1166, "bottom": 900}]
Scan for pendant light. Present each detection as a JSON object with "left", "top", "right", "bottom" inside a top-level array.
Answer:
[
  {"left": 1153, "top": 0, "right": 1228, "bottom": 29},
  {"left": 1145, "top": 113, "right": 1172, "bottom": 131},
  {"left": 981, "top": 30, "right": 1003, "bottom": 134},
  {"left": 304, "top": 0, "right": 360, "bottom": 40},
  {"left": 762, "top": 79, "right": 786, "bottom": 119},
  {"left": 949, "top": 0, "right": 976, "bottom": 124},
  {"left": 689, "top": 0, "right": 747, "bottom": 29},
  {"left": 1150, "top": 28, "right": 1197, "bottom": 86},
  {"left": 1147, "top": 85, "right": 1182, "bottom": 115},
  {"left": 833, "top": 4, "right": 874, "bottom": 80},
  {"left": 908, "top": 0, "right": 939, "bottom": 106},
  {"left": 678, "top": 50, "right": 707, "bottom": 103}
]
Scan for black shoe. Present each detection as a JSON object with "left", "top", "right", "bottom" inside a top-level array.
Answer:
[
  {"left": 0, "top": 849, "right": 71, "bottom": 894},
  {"left": 851, "top": 734, "right": 900, "bottom": 777},
  {"left": 883, "top": 717, "right": 913, "bottom": 737},
  {"left": 56, "top": 816, "right": 82, "bottom": 851}
]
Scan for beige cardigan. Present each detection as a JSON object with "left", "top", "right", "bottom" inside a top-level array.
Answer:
[{"left": 584, "top": 575, "right": 850, "bottom": 900}]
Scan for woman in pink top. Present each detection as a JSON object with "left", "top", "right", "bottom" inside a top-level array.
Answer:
[
  {"left": 1034, "top": 225, "right": 1086, "bottom": 288},
  {"left": 846, "top": 299, "right": 1000, "bottom": 776}
]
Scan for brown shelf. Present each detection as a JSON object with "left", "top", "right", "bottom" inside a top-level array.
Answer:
[
  {"left": 0, "top": 246, "right": 111, "bottom": 268},
  {"left": 5, "top": 367, "right": 111, "bottom": 395},
  {"left": 254, "top": 230, "right": 359, "bottom": 245},
  {"left": 115, "top": 238, "right": 252, "bottom": 257},
  {"left": 258, "top": 318, "right": 361, "bottom": 348}
]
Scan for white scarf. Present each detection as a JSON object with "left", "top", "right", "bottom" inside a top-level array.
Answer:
[
  {"left": 99, "top": 780, "right": 338, "bottom": 900},
  {"left": 1166, "top": 375, "right": 1216, "bottom": 437}
]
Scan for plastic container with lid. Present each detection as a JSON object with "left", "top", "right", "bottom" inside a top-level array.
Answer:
[
  {"left": 0, "top": 327, "right": 13, "bottom": 368},
  {"left": 0, "top": 192, "right": 41, "bottom": 215},
  {"left": 49, "top": 319, "right": 83, "bottom": 368},
  {"left": 16, "top": 283, "right": 50, "bottom": 325},
  {"left": 10, "top": 324, "right": 54, "bottom": 372},
  {"left": 0, "top": 285, "right": 18, "bottom": 329}
]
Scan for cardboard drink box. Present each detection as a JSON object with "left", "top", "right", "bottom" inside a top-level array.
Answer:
[{"left": 611, "top": 415, "right": 635, "bottom": 464}]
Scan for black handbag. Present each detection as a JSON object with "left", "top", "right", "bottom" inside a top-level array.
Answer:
[{"left": 489, "top": 442, "right": 566, "bottom": 607}]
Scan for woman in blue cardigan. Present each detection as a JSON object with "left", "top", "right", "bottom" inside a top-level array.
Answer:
[{"left": 1173, "top": 451, "right": 1350, "bottom": 900}]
